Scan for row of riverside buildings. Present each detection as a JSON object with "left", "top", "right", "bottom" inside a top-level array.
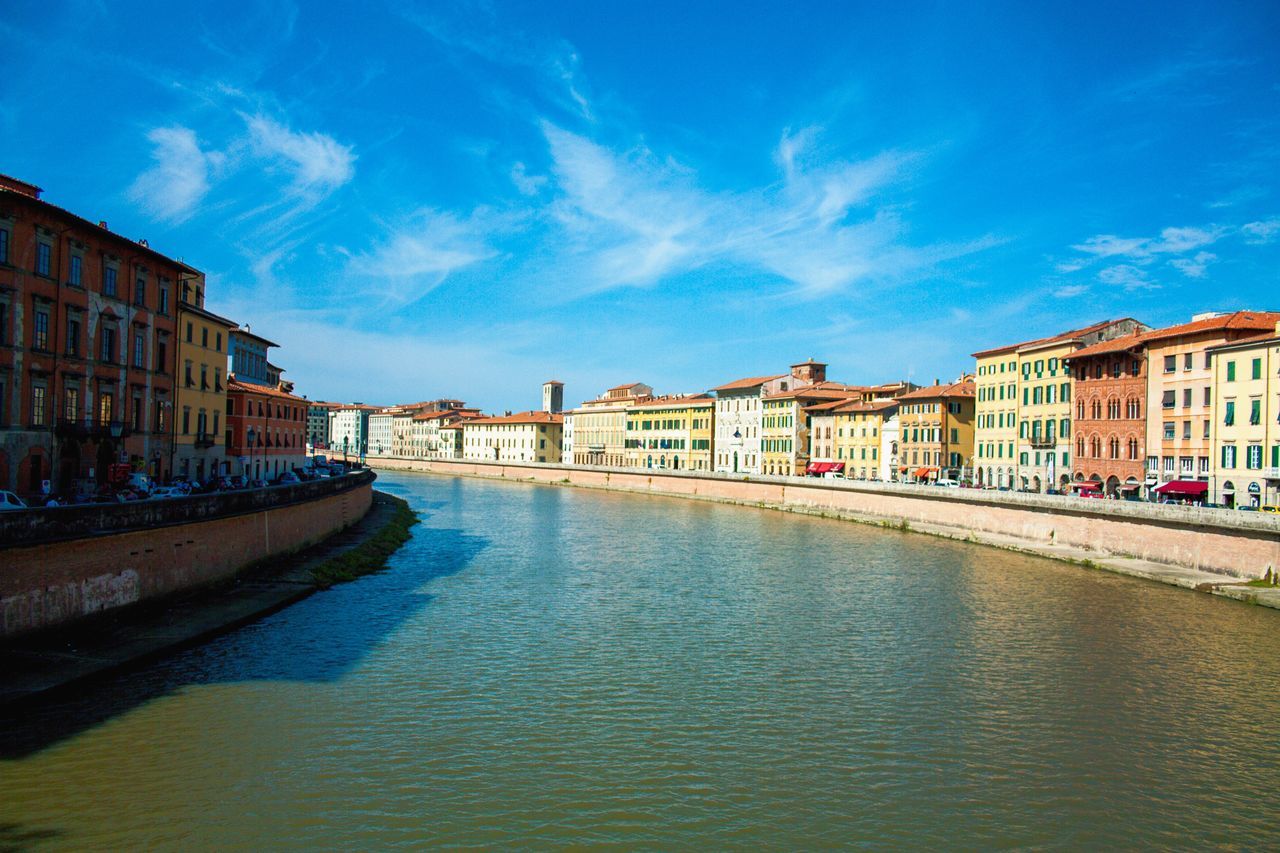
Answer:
[
  {"left": 340, "top": 311, "right": 1280, "bottom": 510},
  {"left": 0, "top": 174, "right": 313, "bottom": 499}
]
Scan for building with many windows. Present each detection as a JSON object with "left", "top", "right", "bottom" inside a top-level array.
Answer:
[
  {"left": 305, "top": 401, "right": 341, "bottom": 452},
  {"left": 174, "top": 295, "right": 235, "bottom": 484},
  {"left": 225, "top": 378, "right": 308, "bottom": 481},
  {"left": 1062, "top": 331, "right": 1149, "bottom": 498},
  {"left": 462, "top": 411, "right": 563, "bottom": 463},
  {"left": 624, "top": 394, "right": 715, "bottom": 471},
  {"left": 761, "top": 382, "right": 865, "bottom": 476},
  {"left": 895, "top": 378, "right": 975, "bottom": 483},
  {"left": 712, "top": 360, "right": 828, "bottom": 475},
  {"left": 0, "top": 174, "right": 186, "bottom": 497},
  {"left": 568, "top": 382, "right": 652, "bottom": 466},
  {"left": 329, "top": 405, "right": 375, "bottom": 462},
  {"left": 1143, "top": 311, "right": 1280, "bottom": 501},
  {"left": 830, "top": 400, "right": 899, "bottom": 481},
  {"left": 1207, "top": 322, "right": 1280, "bottom": 508}
]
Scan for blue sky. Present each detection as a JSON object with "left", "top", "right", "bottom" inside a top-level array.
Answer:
[{"left": 3, "top": 1, "right": 1278, "bottom": 411}]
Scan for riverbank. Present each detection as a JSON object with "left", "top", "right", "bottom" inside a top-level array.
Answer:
[
  {"left": 369, "top": 458, "right": 1280, "bottom": 612},
  {"left": 0, "top": 490, "right": 417, "bottom": 708}
]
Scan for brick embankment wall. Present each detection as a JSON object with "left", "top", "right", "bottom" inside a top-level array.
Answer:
[
  {"left": 369, "top": 457, "right": 1279, "bottom": 579},
  {"left": 0, "top": 472, "right": 374, "bottom": 637}
]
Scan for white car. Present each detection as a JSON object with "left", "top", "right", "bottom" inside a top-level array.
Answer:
[
  {"left": 150, "top": 486, "right": 186, "bottom": 500},
  {"left": 934, "top": 478, "right": 961, "bottom": 488},
  {"left": 0, "top": 490, "right": 29, "bottom": 510}
]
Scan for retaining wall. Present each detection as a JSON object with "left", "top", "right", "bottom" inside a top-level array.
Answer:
[
  {"left": 0, "top": 471, "right": 374, "bottom": 637},
  {"left": 370, "top": 457, "right": 1279, "bottom": 579}
]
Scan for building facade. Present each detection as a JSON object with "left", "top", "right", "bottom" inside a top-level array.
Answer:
[
  {"left": 1144, "top": 311, "right": 1280, "bottom": 501},
  {"left": 972, "top": 347, "right": 1020, "bottom": 489},
  {"left": 368, "top": 409, "right": 395, "bottom": 458},
  {"left": 1063, "top": 331, "right": 1148, "bottom": 497},
  {"left": 624, "top": 394, "right": 714, "bottom": 471},
  {"left": 174, "top": 298, "right": 234, "bottom": 483},
  {"left": 1207, "top": 323, "right": 1280, "bottom": 508},
  {"left": 329, "top": 406, "right": 372, "bottom": 462},
  {"left": 0, "top": 174, "right": 187, "bottom": 497},
  {"left": 569, "top": 382, "right": 652, "bottom": 466},
  {"left": 895, "top": 379, "right": 975, "bottom": 482},
  {"left": 306, "top": 401, "right": 340, "bottom": 452},
  {"left": 831, "top": 400, "right": 898, "bottom": 481},
  {"left": 712, "top": 361, "right": 829, "bottom": 475},
  {"left": 462, "top": 411, "right": 563, "bottom": 463},
  {"left": 225, "top": 378, "right": 308, "bottom": 480}
]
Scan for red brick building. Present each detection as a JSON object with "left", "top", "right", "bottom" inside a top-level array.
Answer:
[
  {"left": 226, "top": 378, "right": 308, "bottom": 481},
  {"left": 0, "top": 175, "right": 193, "bottom": 497},
  {"left": 1064, "top": 331, "right": 1148, "bottom": 497}
]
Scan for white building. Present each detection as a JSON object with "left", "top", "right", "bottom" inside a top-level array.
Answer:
[
  {"left": 329, "top": 406, "right": 372, "bottom": 461},
  {"left": 367, "top": 409, "right": 395, "bottom": 457},
  {"left": 879, "top": 411, "right": 901, "bottom": 482},
  {"left": 561, "top": 410, "right": 574, "bottom": 462},
  {"left": 462, "top": 411, "right": 564, "bottom": 463}
]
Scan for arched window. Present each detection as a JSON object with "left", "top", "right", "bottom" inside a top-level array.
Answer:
[
  {"left": 1077, "top": 400, "right": 1086, "bottom": 420},
  {"left": 1077, "top": 436, "right": 1085, "bottom": 458}
]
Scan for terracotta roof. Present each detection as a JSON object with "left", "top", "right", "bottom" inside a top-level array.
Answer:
[
  {"left": 896, "top": 379, "right": 975, "bottom": 401},
  {"left": 831, "top": 399, "right": 898, "bottom": 414},
  {"left": 1064, "top": 331, "right": 1148, "bottom": 360},
  {"left": 464, "top": 410, "right": 564, "bottom": 426},
  {"left": 711, "top": 374, "right": 786, "bottom": 392},
  {"left": 607, "top": 382, "right": 648, "bottom": 391},
  {"left": 1139, "top": 311, "right": 1280, "bottom": 344},
  {"left": 1206, "top": 330, "right": 1280, "bottom": 353},
  {"left": 227, "top": 378, "right": 305, "bottom": 403},
  {"left": 629, "top": 393, "right": 714, "bottom": 410},
  {"left": 970, "top": 318, "right": 1130, "bottom": 359}
]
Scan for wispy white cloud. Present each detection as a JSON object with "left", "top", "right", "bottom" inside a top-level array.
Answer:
[
  {"left": 1098, "top": 264, "right": 1158, "bottom": 291},
  {"left": 128, "top": 126, "right": 223, "bottom": 222},
  {"left": 245, "top": 114, "right": 356, "bottom": 202},
  {"left": 1242, "top": 219, "right": 1280, "bottom": 245},
  {"left": 1055, "top": 283, "right": 1090, "bottom": 298},
  {"left": 538, "top": 122, "right": 986, "bottom": 299},
  {"left": 510, "top": 161, "right": 547, "bottom": 196},
  {"left": 1169, "top": 250, "right": 1216, "bottom": 278},
  {"left": 343, "top": 209, "right": 498, "bottom": 304},
  {"left": 1071, "top": 226, "right": 1222, "bottom": 261}
]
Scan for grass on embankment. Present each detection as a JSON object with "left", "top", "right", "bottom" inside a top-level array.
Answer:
[{"left": 312, "top": 494, "right": 419, "bottom": 588}]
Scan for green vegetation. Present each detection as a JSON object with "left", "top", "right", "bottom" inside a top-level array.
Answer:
[{"left": 312, "top": 495, "right": 419, "bottom": 588}]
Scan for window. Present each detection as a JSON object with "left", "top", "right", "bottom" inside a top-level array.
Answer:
[
  {"left": 1163, "top": 421, "right": 1175, "bottom": 440},
  {"left": 1226, "top": 361, "right": 1236, "bottom": 382},
  {"left": 1163, "top": 456, "right": 1175, "bottom": 473},
  {"left": 159, "top": 285, "right": 169, "bottom": 315},
  {"left": 104, "top": 266, "right": 117, "bottom": 297},
  {"left": 215, "top": 332, "right": 222, "bottom": 352},
  {"left": 1184, "top": 352, "right": 1192, "bottom": 370},
  {"left": 1131, "top": 359, "right": 1140, "bottom": 376},
  {"left": 0, "top": 227, "right": 8, "bottom": 263},
  {"left": 1250, "top": 399, "right": 1261, "bottom": 425},
  {"left": 66, "top": 317, "right": 80, "bottom": 356},
  {"left": 64, "top": 387, "right": 79, "bottom": 422},
  {"left": 1161, "top": 390, "right": 1175, "bottom": 409},
  {"left": 69, "top": 255, "right": 82, "bottom": 286},
  {"left": 35, "top": 242, "right": 51, "bottom": 276},
  {"left": 201, "top": 327, "right": 209, "bottom": 348},
  {"left": 186, "top": 322, "right": 193, "bottom": 343},
  {"left": 101, "top": 326, "right": 116, "bottom": 362},
  {"left": 1180, "top": 456, "right": 1193, "bottom": 474},
  {"left": 134, "top": 277, "right": 146, "bottom": 307},
  {"left": 1224, "top": 401, "right": 1235, "bottom": 426},
  {"left": 1182, "top": 421, "right": 1191, "bottom": 440},
  {"left": 1182, "top": 388, "right": 1191, "bottom": 408},
  {"left": 33, "top": 309, "right": 49, "bottom": 350},
  {"left": 0, "top": 302, "right": 5, "bottom": 344},
  {"left": 31, "top": 385, "right": 47, "bottom": 425},
  {"left": 1203, "top": 387, "right": 1211, "bottom": 406},
  {"left": 1246, "top": 445, "right": 1262, "bottom": 469},
  {"left": 1164, "top": 355, "right": 1176, "bottom": 373},
  {"left": 1252, "top": 358, "right": 1262, "bottom": 380},
  {"left": 133, "top": 333, "right": 145, "bottom": 368},
  {"left": 1203, "top": 419, "right": 1211, "bottom": 439},
  {"left": 133, "top": 396, "right": 143, "bottom": 431},
  {"left": 98, "top": 391, "right": 113, "bottom": 426},
  {"left": 1221, "top": 445, "right": 1236, "bottom": 469},
  {"left": 157, "top": 338, "right": 168, "bottom": 372}
]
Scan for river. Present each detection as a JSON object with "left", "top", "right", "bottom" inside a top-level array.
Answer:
[{"left": 3, "top": 470, "right": 1278, "bottom": 848}]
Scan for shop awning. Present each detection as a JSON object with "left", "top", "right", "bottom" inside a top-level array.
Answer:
[
  {"left": 806, "top": 461, "right": 845, "bottom": 475},
  {"left": 829, "top": 462, "right": 845, "bottom": 473},
  {"left": 1118, "top": 482, "right": 1142, "bottom": 491},
  {"left": 805, "top": 462, "right": 823, "bottom": 475},
  {"left": 1153, "top": 480, "right": 1208, "bottom": 496},
  {"left": 1070, "top": 482, "right": 1100, "bottom": 491},
  {"left": 914, "top": 467, "right": 936, "bottom": 479}
]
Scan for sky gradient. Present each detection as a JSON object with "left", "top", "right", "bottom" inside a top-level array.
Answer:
[{"left": 3, "top": 1, "right": 1278, "bottom": 411}]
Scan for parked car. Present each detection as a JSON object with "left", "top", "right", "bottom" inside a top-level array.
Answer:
[
  {"left": 275, "top": 471, "right": 300, "bottom": 485},
  {"left": 935, "top": 478, "right": 960, "bottom": 488},
  {"left": 150, "top": 486, "right": 186, "bottom": 500},
  {"left": 0, "top": 490, "right": 29, "bottom": 510},
  {"left": 1260, "top": 505, "right": 1279, "bottom": 515}
]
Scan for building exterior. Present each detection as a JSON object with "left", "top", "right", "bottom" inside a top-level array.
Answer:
[
  {"left": 225, "top": 377, "right": 308, "bottom": 480},
  {"left": 895, "top": 378, "right": 975, "bottom": 482},
  {"left": 0, "top": 174, "right": 188, "bottom": 498},
  {"left": 542, "top": 380, "right": 563, "bottom": 414},
  {"left": 439, "top": 420, "right": 467, "bottom": 460},
  {"left": 174, "top": 296, "right": 235, "bottom": 483},
  {"left": 462, "top": 411, "right": 563, "bottom": 463},
  {"left": 761, "top": 382, "right": 865, "bottom": 476},
  {"left": 1143, "top": 311, "right": 1280, "bottom": 501},
  {"left": 561, "top": 410, "right": 574, "bottom": 462},
  {"left": 228, "top": 326, "right": 275, "bottom": 386},
  {"left": 367, "top": 408, "right": 395, "bottom": 458},
  {"left": 623, "top": 394, "right": 715, "bottom": 471},
  {"left": 329, "top": 405, "right": 373, "bottom": 462},
  {"left": 1207, "top": 322, "right": 1280, "bottom": 508},
  {"left": 972, "top": 319, "right": 1144, "bottom": 493},
  {"left": 569, "top": 382, "right": 652, "bottom": 466},
  {"left": 408, "top": 408, "right": 481, "bottom": 458},
  {"left": 712, "top": 360, "right": 829, "bottom": 475},
  {"left": 1063, "top": 331, "right": 1149, "bottom": 497},
  {"left": 306, "top": 401, "right": 341, "bottom": 452},
  {"left": 831, "top": 400, "right": 898, "bottom": 481}
]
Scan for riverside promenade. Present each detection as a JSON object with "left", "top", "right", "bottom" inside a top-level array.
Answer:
[{"left": 368, "top": 457, "right": 1280, "bottom": 611}]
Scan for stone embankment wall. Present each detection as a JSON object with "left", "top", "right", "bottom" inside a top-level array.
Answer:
[
  {"left": 0, "top": 471, "right": 374, "bottom": 637},
  {"left": 370, "top": 458, "right": 1279, "bottom": 579}
]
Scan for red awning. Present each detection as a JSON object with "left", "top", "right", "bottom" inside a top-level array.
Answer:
[
  {"left": 805, "top": 463, "right": 822, "bottom": 474},
  {"left": 1071, "top": 482, "right": 1100, "bottom": 491},
  {"left": 829, "top": 462, "right": 845, "bottom": 473},
  {"left": 1153, "top": 480, "right": 1208, "bottom": 495},
  {"left": 914, "top": 467, "right": 935, "bottom": 479}
]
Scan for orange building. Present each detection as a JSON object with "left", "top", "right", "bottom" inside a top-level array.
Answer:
[{"left": 226, "top": 378, "right": 308, "bottom": 481}]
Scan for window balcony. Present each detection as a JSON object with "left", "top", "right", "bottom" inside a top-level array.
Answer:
[
  {"left": 1263, "top": 467, "right": 1280, "bottom": 481},
  {"left": 194, "top": 432, "right": 216, "bottom": 449},
  {"left": 1027, "top": 434, "right": 1057, "bottom": 448}
]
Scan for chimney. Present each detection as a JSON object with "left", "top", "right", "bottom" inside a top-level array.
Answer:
[
  {"left": 138, "top": 238, "right": 149, "bottom": 248},
  {"left": 98, "top": 220, "right": 108, "bottom": 230}
]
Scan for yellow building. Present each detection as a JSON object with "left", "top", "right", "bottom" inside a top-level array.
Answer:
[
  {"left": 624, "top": 394, "right": 715, "bottom": 471},
  {"left": 462, "top": 411, "right": 563, "bottom": 463},
  {"left": 832, "top": 400, "right": 898, "bottom": 481},
  {"left": 971, "top": 345, "right": 1020, "bottom": 490},
  {"left": 174, "top": 295, "right": 235, "bottom": 483},
  {"left": 569, "top": 382, "right": 652, "bottom": 466},
  {"left": 761, "top": 383, "right": 864, "bottom": 476},
  {"left": 1207, "top": 321, "right": 1280, "bottom": 508}
]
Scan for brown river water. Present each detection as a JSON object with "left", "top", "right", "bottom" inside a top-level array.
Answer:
[{"left": 2, "top": 470, "right": 1278, "bottom": 848}]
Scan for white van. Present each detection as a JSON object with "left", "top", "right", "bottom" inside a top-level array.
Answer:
[{"left": 934, "top": 478, "right": 960, "bottom": 488}]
